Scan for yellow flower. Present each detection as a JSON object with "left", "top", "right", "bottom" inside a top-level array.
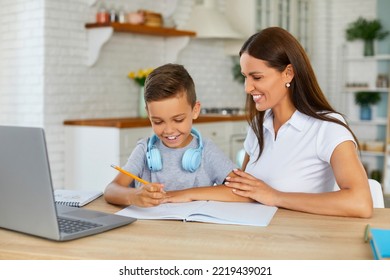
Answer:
[
  {"left": 128, "top": 68, "right": 153, "bottom": 87},
  {"left": 128, "top": 72, "right": 135, "bottom": 79}
]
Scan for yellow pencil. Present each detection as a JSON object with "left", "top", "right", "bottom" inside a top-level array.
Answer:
[{"left": 110, "top": 164, "right": 150, "bottom": 185}]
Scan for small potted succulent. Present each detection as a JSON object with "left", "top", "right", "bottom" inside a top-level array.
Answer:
[
  {"left": 345, "top": 17, "right": 389, "bottom": 56},
  {"left": 354, "top": 91, "right": 381, "bottom": 120}
]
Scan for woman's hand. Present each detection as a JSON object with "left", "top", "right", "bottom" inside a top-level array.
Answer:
[
  {"left": 224, "top": 169, "right": 279, "bottom": 206},
  {"left": 131, "top": 183, "right": 167, "bottom": 207}
]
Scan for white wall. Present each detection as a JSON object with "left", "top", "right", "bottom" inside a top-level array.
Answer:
[
  {"left": 0, "top": 0, "right": 44, "bottom": 126},
  {"left": 0, "top": 0, "right": 378, "bottom": 188}
]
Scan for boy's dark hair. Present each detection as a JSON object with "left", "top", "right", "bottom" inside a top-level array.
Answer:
[{"left": 144, "top": 63, "right": 197, "bottom": 108}]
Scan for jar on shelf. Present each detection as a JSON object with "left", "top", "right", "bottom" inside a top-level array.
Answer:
[
  {"left": 117, "top": 5, "right": 126, "bottom": 23},
  {"left": 128, "top": 11, "right": 144, "bottom": 25},
  {"left": 109, "top": 4, "right": 118, "bottom": 23},
  {"left": 96, "top": 1, "right": 109, "bottom": 24},
  {"left": 376, "top": 74, "right": 389, "bottom": 88}
]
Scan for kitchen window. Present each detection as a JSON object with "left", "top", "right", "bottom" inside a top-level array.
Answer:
[{"left": 256, "top": 0, "right": 312, "bottom": 54}]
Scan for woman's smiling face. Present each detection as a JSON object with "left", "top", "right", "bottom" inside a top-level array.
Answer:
[{"left": 240, "top": 53, "right": 292, "bottom": 112}]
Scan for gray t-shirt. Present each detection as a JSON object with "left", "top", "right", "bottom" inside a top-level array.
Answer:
[{"left": 122, "top": 134, "right": 237, "bottom": 191}]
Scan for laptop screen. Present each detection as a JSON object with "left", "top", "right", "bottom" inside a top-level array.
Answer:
[{"left": 0, "top": 126, "right": 61, "bottom": 239}]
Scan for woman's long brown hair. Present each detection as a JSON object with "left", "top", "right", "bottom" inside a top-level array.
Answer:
[{"left": 239, "top": 27, "right": 359, "bottom": 160}]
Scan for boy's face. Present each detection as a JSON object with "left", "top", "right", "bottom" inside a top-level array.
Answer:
[{"left": 147, "top": 92, "right": 200, "bottom": 149}]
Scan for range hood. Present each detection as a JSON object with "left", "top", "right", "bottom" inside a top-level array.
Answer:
[{"left": 182, "top": 0, "right": 244, "bottom": 39}]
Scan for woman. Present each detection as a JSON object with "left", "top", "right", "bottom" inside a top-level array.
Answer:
[{"left": 165, "top": 27, "right": 373, "bottom": 218}]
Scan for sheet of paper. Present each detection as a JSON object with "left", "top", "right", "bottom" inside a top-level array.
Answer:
[
  {"left": 116, "top": 201, "right": 206, "bottom": 220},
  {"left": 187, "top": 201, "right": 278, "bottom": 226}
]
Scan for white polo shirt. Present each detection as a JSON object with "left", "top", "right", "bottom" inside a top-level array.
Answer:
[{"left": 244, "top": 110, "right": 356, "bottom": 193}]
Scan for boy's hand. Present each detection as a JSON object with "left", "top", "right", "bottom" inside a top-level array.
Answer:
[
  {"left": 162, "top": 189, "right": 193, "bottom": 203},
  {"left": 131, "top": 183, "right": 166, "bottom": 207}
]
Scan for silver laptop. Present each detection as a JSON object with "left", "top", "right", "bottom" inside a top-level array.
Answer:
[{"left": 0, "top": 125, "right": 136, "bottom": 241}]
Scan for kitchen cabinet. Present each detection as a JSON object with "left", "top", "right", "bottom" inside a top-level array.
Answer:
[
  {"left": 64, "top": 125, "right": 153, "bottom": 191},
  {"left": 64, "top": 116, "right": 247, "bottom": 191},
  {"left": 195, "top": 121, "right": 248, "bottom": 160},
  {"left": 342, "top": 54, "right": 390, "bottom": 193}
]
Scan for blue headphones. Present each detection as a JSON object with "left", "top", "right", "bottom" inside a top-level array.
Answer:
[{"left": 146, "top": 128, "right": 203, "bottom": 173}]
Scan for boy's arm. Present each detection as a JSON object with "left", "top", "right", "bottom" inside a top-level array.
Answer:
[
  {"left": 163, "top": 171, "right": 254, "bottom": 203},
  {"left": 104, "top": 173, "right": 135, "bottom": 206},
  {"left": 165, "top": 185, "right": 254, "bottom": 203}
]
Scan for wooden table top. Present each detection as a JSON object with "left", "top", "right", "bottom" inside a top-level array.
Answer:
[{"left": 0, "top": 197, "right": 389, "bottom": 260}]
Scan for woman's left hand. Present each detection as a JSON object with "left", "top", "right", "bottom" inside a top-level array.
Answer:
[{"left": 224, "top": 169, "right": 279, "bottom": 206}]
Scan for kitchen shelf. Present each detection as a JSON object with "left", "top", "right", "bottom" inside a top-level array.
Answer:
[
  {"left": 348, "top": 119, "right": 388, "bottom": 126},
  {"left": 85, "top": 22, "right": 196, "bottom": 37},
  {"left": 85, "top": 22, "right": 196, "bottom": 66},
  {"left": 344, "top": 87, "right": 390, "bottom": 93},
  {"left": 361, "top": 151, "right": 386, "bottom": 157},
  {"left": 344, "top": 54, "right": 390, "bottom": 61},
  {"left": 342, "top": 53, "right": 390, "bottom": 192}
]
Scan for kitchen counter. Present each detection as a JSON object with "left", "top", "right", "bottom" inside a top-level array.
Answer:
[{"left": 63, "top": 114, "right": 247, "bottom": 128}]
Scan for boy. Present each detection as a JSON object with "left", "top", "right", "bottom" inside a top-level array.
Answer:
[{"left": 104, "top": 64, "right": 239, "bottom": 207}]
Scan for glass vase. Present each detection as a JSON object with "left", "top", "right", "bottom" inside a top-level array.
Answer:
[
  {"left": 138, "top": 86, "right": 147, "bottom": 118},
  {"left": 359, "top": 104, "right": 372, "bottom": 120},
  {"left": 364, "top": 40, "right": 374, "bottom": 56}
]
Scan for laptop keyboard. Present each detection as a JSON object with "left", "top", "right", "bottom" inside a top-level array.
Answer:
[{"left": 58, "top": 217, "right": 102, "bottom": 234}]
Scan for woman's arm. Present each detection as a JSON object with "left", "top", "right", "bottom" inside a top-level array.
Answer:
[{"left": 225, "top": 141, "right": 373, "bottom": 218}]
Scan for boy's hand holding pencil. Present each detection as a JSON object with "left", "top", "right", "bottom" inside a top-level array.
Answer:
[{"left": 110, "top": 164, "right": 166, "bottom": 207}]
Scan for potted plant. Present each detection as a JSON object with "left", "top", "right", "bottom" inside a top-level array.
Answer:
[
  {"left": 354, "top": 91, "right": 381, "bottom": 120},
  {"left": 345, "top": 17, "right": 389, "bottom": 56},
  {"left": 128, "top": 67, "right": 154, "bottom": 118},
  {"left": 231, "top": 58, "right": 244, "bottom": 84}
]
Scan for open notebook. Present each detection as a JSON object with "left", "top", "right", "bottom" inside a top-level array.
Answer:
[
  {"left": 0, "top": 125, "right": 136, "bottom": 241},
  {"left": 117, "top": 200, "right": 278, "bottom": 227}
]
